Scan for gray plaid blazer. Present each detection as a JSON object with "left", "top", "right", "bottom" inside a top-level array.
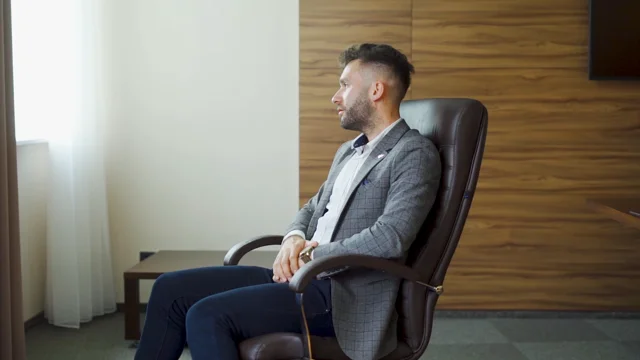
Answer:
[{"left": 285, "top": 120, "right": 441, "bottom": 360}]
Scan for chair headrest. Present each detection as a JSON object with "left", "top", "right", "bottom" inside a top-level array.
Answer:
[{"left": 400, "top": 98, "right": 486, "bottom": 150}]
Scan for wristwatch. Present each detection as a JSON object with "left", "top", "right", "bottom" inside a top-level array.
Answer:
[{"left": 299, "top": 245, "right": 315, "bottom": 264}]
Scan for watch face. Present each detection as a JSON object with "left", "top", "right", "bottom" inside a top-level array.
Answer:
[
  {"left": 300, "top": 246, "right": 313, "bottom": 256},
  {"left": 299, "top": 247, "right": 312, "bottom": 262}
]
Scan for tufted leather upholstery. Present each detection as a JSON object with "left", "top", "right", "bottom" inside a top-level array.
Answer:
[{"left": 226, "top": 98, "right": 488, "bottom": 360}]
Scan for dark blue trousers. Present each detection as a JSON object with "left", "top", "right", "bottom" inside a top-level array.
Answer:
[{"left": 133, "top": 265, "right": 334, "bottom": 360}]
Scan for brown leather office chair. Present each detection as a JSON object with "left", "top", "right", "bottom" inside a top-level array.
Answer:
[{"left": 224, "top": 98, "right": 488, "bottom": 360}]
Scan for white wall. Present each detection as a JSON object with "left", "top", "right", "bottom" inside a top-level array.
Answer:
[
  {"left": 104, "top": 0, "right": 300, "bottom": 302},
  {"left": 17, "top": 142, "right": 49, "bottom": 321}
]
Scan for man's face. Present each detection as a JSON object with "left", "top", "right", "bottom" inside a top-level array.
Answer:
[{"left": 331, "top": 60, "right": 374, "bottom": 132}]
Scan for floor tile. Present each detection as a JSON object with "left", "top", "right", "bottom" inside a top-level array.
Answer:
[
  {"left": 621, "top": 341, "right": 640, "bottom": 355},
  {"left": 74, "top": 348, "right": 137, "bottom": 360},
  {"left": 515, "top": 341, "right": 638, "bottom": 360},
  {"left": 26, "top": 324, "right": 86, "bottom": 359},
  {"left": 26, "top": 312, "right": 640, "bottom": 360},
  {"left": 491, "top": 319, "right": 610, "bottom": 343},
  {"left": 420, "top": 344, "right": 528, "bottom": 360},
  {"left": 586, "top": 319, "right": 640, "bottom": 342},
  {"left": 75, "top": 346, "right": 192, "bottom": 360},
  {"left": 430, "top": 319, "right": 509, "bottom": 345}
]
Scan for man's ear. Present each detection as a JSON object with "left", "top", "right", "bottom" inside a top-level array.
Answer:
[{"left": 371, "top": 81, "right": 385, "bottom": 102}]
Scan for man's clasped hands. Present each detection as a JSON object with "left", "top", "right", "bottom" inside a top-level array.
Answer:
[{"left": 272, "top": 235, "right": 318, "bottom": 283}]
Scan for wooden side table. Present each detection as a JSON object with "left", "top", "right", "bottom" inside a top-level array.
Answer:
[
  {"left": 123, "top": 250, "right": 276, "bottom": 342},
  {"left": 586, "top": 197, "right": 640, "bottom": 231}
]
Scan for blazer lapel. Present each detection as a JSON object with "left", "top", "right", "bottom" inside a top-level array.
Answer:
[
  {"left": 312, "top": 120, "right": 410, "bottom": 240},
  {"left": 343, "top": 120, "right": 410, "bottom": 207}
]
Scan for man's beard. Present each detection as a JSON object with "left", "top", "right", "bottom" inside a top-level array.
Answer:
[{"left": 340, "top": 92, "right": 374, "bottom": 133}]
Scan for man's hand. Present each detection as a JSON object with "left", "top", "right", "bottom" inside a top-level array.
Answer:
[{"left": 273, "top": 236, "right": 318, "bottom": 283}]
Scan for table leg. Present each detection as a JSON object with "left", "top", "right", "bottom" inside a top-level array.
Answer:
[{"left": 124, "top": 277, "right": 140, "bottom": 341}]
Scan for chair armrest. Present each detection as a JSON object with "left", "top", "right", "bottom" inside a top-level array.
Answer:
[
  {"left": 288, "top": 254, "right": 443, "bottom": 295},
  {"left": 224, "top": 235, "right": 283, "bottom": 266}
]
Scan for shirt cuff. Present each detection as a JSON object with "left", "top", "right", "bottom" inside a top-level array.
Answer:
[{"left": 282, "top": 230, "right": 306, "bottom": 244}]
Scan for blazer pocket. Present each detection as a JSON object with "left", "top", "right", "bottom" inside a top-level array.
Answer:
[{"left": 360, "top": 174, "right": 390, "bottom": 189}]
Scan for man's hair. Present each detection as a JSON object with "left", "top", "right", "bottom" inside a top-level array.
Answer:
[{"left": 338, "top": 43, "right": 415, "bottom": 103}]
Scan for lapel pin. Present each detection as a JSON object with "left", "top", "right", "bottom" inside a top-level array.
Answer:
[{"left": 377, "top": 153, "right": 386, "bottom": 159}]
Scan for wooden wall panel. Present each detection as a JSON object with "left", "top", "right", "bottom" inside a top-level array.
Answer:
[
  {"left": 412, "top": 0, "right": 588, "bottom": 69},
  {"left": 300, "top": 0, "right": 412, "bottom": 70},
  {"left": 300, "top": 0, "right": 640, "bottom": 310},
  {"left": 412, "top": 0, "right": 640, "bottom": 310}
]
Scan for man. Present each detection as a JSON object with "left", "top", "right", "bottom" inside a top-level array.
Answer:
[{"left": 134, "top": 43, "right": 441, "bottom": 360}]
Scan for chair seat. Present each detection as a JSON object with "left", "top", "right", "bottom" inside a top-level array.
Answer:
[{"left": 239, "top": 333, "right": 413, "bottom": 360}]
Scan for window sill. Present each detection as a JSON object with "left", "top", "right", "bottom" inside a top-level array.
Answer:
[{"left": 17, "top": 139, "right": 48, "bottom": 146}]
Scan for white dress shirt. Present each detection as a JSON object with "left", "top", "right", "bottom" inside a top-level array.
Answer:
[{"left": 284, "top": 118, "right": 403, "bottom": 257}]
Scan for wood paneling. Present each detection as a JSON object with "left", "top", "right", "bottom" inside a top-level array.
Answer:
[
  {"left": 412, "top": 0, "right": 640, "bottom": 310},
  {"left": 300, "top": 0, "right": 640, "bottom": 310},
  {"left": 300, "top": 0, "right": 412, "bottom": 70},
  {"left": 412, "top": 0, "right": 588, "bottom": 69}
]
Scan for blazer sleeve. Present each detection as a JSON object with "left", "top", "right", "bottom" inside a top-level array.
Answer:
[
  {"left": 281, "top": 180, "right": 327, "bottom": 242},
  {"left": 312, "top": 138, "right": 441, "bottom": 260}
]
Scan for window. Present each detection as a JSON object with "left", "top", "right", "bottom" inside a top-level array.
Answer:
[{"left": 11, "top": 0, "right": 80, "bottom": 143}]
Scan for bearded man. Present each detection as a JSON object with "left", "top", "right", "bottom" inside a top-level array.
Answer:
[{"left": 134, "top": 43, "right": 442, "bottom": 360}]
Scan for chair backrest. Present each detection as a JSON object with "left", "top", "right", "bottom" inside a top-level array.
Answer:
[{"left": 396, "top": 98, "right": 488, "bottom": 351}]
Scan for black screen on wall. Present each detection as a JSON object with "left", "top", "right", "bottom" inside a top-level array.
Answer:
[{"left": 588, "top": 0, "right": 640, "bottom": 80}]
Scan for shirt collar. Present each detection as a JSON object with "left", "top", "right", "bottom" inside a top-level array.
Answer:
[{"left": 351, "top": 118, "right": 403, "bottom": 153}]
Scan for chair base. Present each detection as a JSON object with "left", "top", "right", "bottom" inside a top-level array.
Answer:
[{"left": 239, "top": 333, "right": 414, "bottom": 360}]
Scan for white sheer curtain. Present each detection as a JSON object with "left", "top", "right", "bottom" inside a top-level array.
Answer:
[
  {"left": 45, "top": 0, "right": 116, "bottom": 328},
  {"left": 12, "top": 0, "right": 116, "bottom": 328}
]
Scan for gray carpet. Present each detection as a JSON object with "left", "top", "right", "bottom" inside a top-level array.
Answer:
[{"left": 25, "top": 312, "right": 640, "bottom": 359}]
